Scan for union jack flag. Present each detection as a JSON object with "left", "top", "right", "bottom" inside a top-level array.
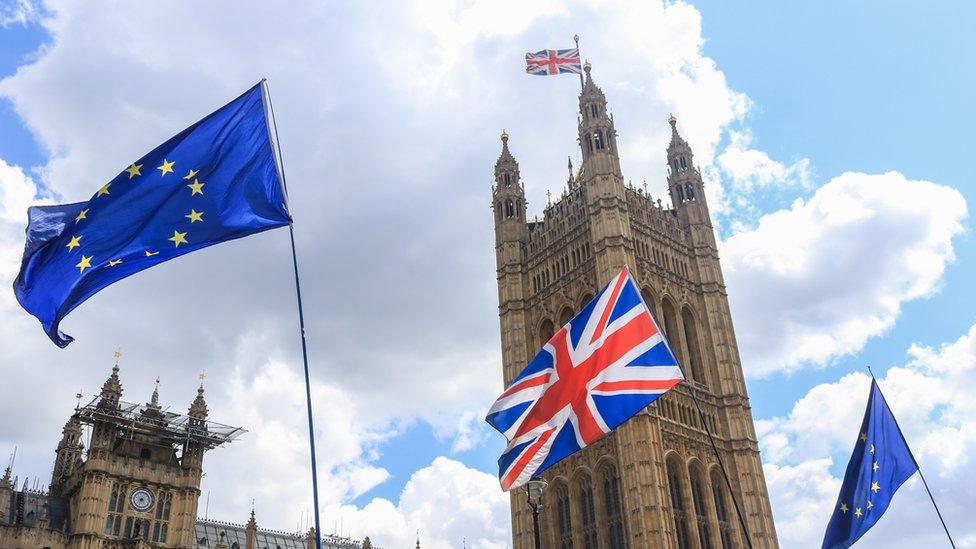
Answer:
[
  {"left": 486, "top": 267, "right": 683, "bottom": 491},
  {"left": 525, "top": 48, "right": 582, "bottom": 76}
]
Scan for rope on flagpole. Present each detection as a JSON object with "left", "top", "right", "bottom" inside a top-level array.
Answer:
[
  {"left": 868, "top": 367, "right": 956, "bottom": 548},
  {"left": 687, "top": 382, "right": 755, "bottom": 549},
  {"left": 262, "top": 78, "right": 324, "bottom": 549}
]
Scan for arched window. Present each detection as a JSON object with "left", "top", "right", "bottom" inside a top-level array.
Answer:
[
  {"left": 676, "top": 184, "right": 685, "bottom": 202},
  {"left": 539, "top": 319, "right": 555, "bottom": 347},
  {"left": 690, "top": 464, "right": 714, "bottom": 549},
  {"left": 554, "top": 484, "right": 573, "bottom": 549},
  {"left": 640, "top": 287, "right": 658, "bottom": 325},
  {"left": 505, "top": 200, "right": 515, "bottom": 219},
  {"left": 577, "top": 475, "right": 598, "bottom": 549},
  {"left": 666, "top": 456, "right": 692, "bottom": 549},
  {"left": 710, "top": 469, "right": 735, "bottom": 548},
  {"left": 602, "top": 466, "right": 626, "bottom": 549},
  {"left": 686, "top": 184, "right": 695, "bottom": 201},
  {"left": 559, "top": 307, "right": 574, "bottom": 327},
  {"left": 679, "top": 156, "right": 687, "bottom": 169},
  {"left": 661, "top": 298, "right": 685, "bottom": 370},
  {"left": 681, "top": 306, "right": 706, "bottom": 386},
  {"left": 590, "top": 104, "right": 598, "bottom": 118},
  {"left": 104, "top": 483, "right": 125, "bottom": 536},
  {"left": 579, "top": 293, "right": 593, "bottom": 309},
  {"left": 504, "top": 173, "right": 511, "bottom": 187},
  {"left": 594, "top": 131, "right": 605, "bottom": 150}
]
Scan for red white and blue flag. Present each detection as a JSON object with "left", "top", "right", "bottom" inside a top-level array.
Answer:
[
  {"left": 486, "top": 267, "right": 683, "bottom": 491},
  {"left": 525, "top": 48, "right": 582, "bottom": 76}
]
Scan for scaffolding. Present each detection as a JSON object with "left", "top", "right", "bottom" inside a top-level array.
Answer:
[{"left": 75, "top": 397, "right": 245, "bottom": 449}]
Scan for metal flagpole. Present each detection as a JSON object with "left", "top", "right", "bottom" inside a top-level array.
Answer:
[
  {"left": 868, "top": 367, "right": 956, "bottom": 548},
  {"left": 687, "top": 382, "right": 754, "bottom": 549},
  {"left": 261, "top": 78, "right": 324, "bottom": 549},
  {"left": 574, "top": 34, "right": 584, "bottom": 91}
]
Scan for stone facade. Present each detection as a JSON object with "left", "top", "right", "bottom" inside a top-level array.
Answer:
[
  {"left": 0, "top": 362, "right": 378, "bottom": 549},
  {"left": 491, "top": 63, "right": 779, "bottom": 548}
]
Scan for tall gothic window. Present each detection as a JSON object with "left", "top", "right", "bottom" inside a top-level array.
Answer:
[
  {"left": 640, "top": 288, "right": 659, "bottom": 326},
  {"left": 681, "top": 307, "right": 706, "bottom": 387},
  {"left": 152, "top": 492, "right": 172, "bottom": 543},
  {"left": 590, "top": 104, "right": 599, "bottom": 118},
  {"left": 104, "top": 483, "right": 126, "bottom": 536},
  {"left": 666, "top": 456, "right": 692, "bottom": 549},
  {"left": 539, "top": 319, "right": 555, "bottom": 347},
  {"left": 676, "top": 184, "right": 685, "bottom": 202},
  {"left": 685, "top": 184, "right": 696, "bottom": 201},
  {"left": 710, "top": 469, "right": 735, "bottom": 549},
  {"left": 679, "top": 156, "right": 688, "bottom": 169},
  {"left": 603, "top": 466, "right": 626, "bottom": 549},
  {"left": 690, "top": 465, "right": 714, "bottom": 549},
  {"left": 661, "top": 299, "right": 685, "bottom": 370},
  {"left": 594, "top": 131, "right": 605, "bottom": 150},
  {"left": 555, "top": 484, "right": 574, "bottom": 549},
  {"left": 577, "top": 476, "right": 598, "bottom": 549},
  {"left": 505, "top": 200, "right": 515, "bottom": 219},
  {"left": 504, "top": 173, "right": 511, "bottom": 187}
]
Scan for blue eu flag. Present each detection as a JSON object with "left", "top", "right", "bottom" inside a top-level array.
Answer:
[
  {"left": 822, "top": 379, "right": 918, "bottom": 548},
  {"left": 13, "top": 83, "right": 291, "bottom": 347}
]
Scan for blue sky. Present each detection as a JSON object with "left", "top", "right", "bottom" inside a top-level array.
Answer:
[{"left": 1, "top": 2, "right": 974, "bottom": 547}]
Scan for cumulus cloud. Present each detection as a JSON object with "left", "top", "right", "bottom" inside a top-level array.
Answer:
[
  {"left": 758, "top": 323, "right": 976, "bottom": 547},
  {"left": 723, "top": 171, "right": 967, "bottom": 375},
  {"left": 718, "top": 130, "right": 811, "bottom": 192}
]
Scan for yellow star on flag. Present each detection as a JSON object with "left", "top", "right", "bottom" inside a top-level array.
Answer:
[
  {"left": 187, "top": 179, "right": 204, "bottom": 196},
  {"left": 97, "top": 183, "right": 111, "bottom": 197},
  {"left": 157, "top": 159, "right": 175, "bottom": 176},
  {"left": 107, "top": 259, "right": 123, "bottom": 267},
  {"left": 870, "top": 444, "right": 875, "bottom": 454},
  {"left": 145, "top": 250, "right": 159, "bottom": 257},
  {"left": 185, "top": 209, "right": 204, "bottom": 223},
  {"left": 75, "top": 209, "right": 88, "bottom": 223},
  {"left": 65, "top": 235, "right": 82, "bottom": 252},
  {"left": 871, "top": 481, "right": 880, "bottom": 493},
  {"left": 854, "top": 507, "right": 863, "bottom": 518},
  {"left": 839, "top": 503, "right": 848, "bottom": 513},
  {"left": 125, "top": 163, "right": 142, "bottom": 178},
  {"left": 75, "top": 255, "right": 92, "bottom": 273},
  {"left": 860, "top": 432, "right": 867, "bottom": 442},
  {"left": 873, "top": 461, "right": 879, "bottom": 472},
  {"left": 169, "top": 230, "right": 188, "bottom": 247},
  {"left": 867, "top": 500, "right": 874, "bottom": 510},
  {"left": 183, "top": 169, "right": 198, "bottom": 180}
]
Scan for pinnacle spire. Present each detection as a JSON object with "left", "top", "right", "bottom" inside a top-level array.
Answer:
[
  {"left": 667, "top": 113, "right": 690, "bottom": 152},
  {"left": 188, "top": 383, "right": 208, "bottom": 420},
  {"left": 497, "top": 130, "right": 514, "bottom": 164},
  {"left": 97, "top": 355, "right": 123, "bottom": 409}
]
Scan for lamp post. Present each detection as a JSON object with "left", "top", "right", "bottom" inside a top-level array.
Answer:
[{"left": 525, "top": 479, "right": 548, "bottom": 549}]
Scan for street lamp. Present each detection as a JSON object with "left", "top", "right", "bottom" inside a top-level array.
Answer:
[{"left": 525, "top": 478, "right": 548, "bottom": 549}]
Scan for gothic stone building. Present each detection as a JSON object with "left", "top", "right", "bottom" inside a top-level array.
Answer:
[
  {"left": 491, "top": 63, "right": 779, "bottom": 548},
  {"left": 0, "top": 363, "right": 377, "bottom": 549}
]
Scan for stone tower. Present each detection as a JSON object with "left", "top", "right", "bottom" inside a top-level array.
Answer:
[
  {"left": 491, "top": 63, "right": 778, "bottom": 548},
  {"left": 52, "top": 361, "right": 242, "bottom": 549}
]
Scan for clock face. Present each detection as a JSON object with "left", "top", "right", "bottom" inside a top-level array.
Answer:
[{"left": 130, "top": 488, "right": 154, "bottom": 512}]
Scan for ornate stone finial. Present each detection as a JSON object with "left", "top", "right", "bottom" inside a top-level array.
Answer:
[
  {"left": 188, "top": 383, "right": 208, "bottom": 421},
  {"left": 75, "top": 391, "right": 83, "bottom": 409},
  {"left": 583, "top": 60, "right": 591, "bottom": 74},
  {"left": 97, "top": 354, "right": 124, "bottom": 409},
  {"left": 114, "top": 349, "right": 122, "bottom": 366},
  {"left": 500, "top": 130, "right": 509, "bottom": 143},
  {"left": 668, "top": 113, "right": 677, "bottom": 128},
  {"left": 546, "top": 189, "right": 552, "bottom": 206},
  {"left": 362, "top": 536, "right": 373, "bottom": 549},
  {"left": 150, "top": 377, "right": 160, "bottom": 406},
  {"left": 246, "top": 505, "right": 257, "bottom": 530}
]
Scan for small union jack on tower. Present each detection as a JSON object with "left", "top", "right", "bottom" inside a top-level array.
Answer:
[
  {"left": 525, "top": 48, "right": 582, "bottom": 76},
  {"left": 486, "top": 267, "right": 684, "bottom": 491}
]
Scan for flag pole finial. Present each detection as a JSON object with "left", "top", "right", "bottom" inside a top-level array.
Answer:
[{"left": 574, "top": 34, "right": 584, "bottom": 90}]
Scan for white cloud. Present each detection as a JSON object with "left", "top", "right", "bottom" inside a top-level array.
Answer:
[
  {"left": 319, "top": 457, "right": 510, "bottom": 549},
  {"left": 718, "top": 130, "right": 811, "bottom": 192},
  {"left": 759, "top": 323, "right": 976, "bottom": 547},
  {"left": 723, "top": 171, "right": 967, "bottom": 375}
]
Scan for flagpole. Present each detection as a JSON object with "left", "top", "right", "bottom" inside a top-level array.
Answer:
[
  {"left": 261, "top": 79, "right": 324, "bottom": 549},
  {"left": 687, "top": 382, "right": 754, "bottom": 549},
  {"left": 574, "top": 34, "right": 584, "bottom": 90},
  {"left": 868, "top": 368, "right": 956, "bottom": 548}
]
